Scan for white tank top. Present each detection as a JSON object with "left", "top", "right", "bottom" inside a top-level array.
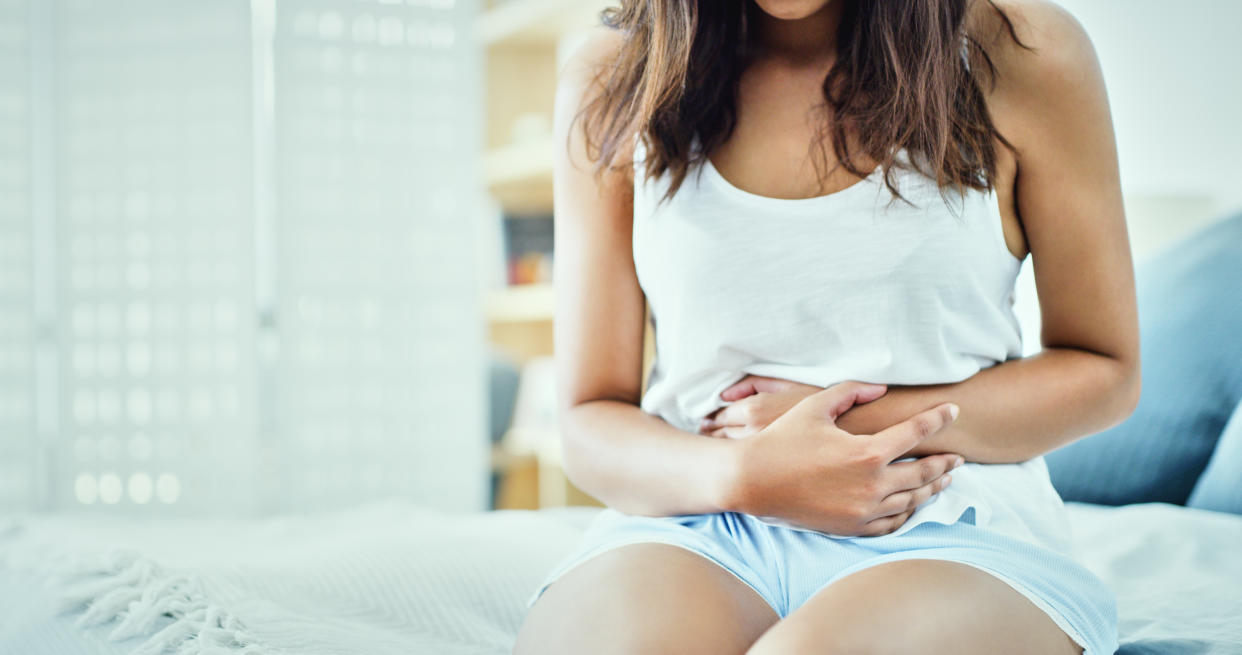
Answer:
[{"left": 631, "top": 139, "right": 1075, "bottom": 551}]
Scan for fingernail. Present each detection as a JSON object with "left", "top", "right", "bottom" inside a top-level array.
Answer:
[
  {"left": 954, "top": 456, "right": 964, "bottom": 468},
  {"left": 947, "top": 404, "right": 960, "bottom": 420},
  {"left": 943, "top": 474, "right": 953, "bottom": 485}
]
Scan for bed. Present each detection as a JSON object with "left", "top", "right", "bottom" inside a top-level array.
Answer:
[{"left": 1, "top": 501, "right": 1239, "bottom": 655}]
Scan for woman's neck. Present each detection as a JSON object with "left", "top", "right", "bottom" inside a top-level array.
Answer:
[{"left": 751, "top": 2, "right": 845, "bottom": 66}]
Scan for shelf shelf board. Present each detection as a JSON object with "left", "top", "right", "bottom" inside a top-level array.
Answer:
[
  {"left": 486, "top": 283, "right": 555, "bottom": 323},
  {"left": 477, "top": 0, "right": 608, "bottom": 47},
  {"left": 484, "top": 138, "right": 553, "bottom": 189}
]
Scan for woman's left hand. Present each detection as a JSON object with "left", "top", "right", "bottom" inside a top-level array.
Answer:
[{"left": 699, "top": 376, "right": 823, "bottom": 438}]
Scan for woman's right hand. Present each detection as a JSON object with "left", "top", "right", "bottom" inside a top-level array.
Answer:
[{"left": 724, "top": 381, "right": 964, "bottom": 537}]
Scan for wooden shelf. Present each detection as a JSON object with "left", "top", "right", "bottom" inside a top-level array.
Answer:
[
  {"left": 486, "top": 283, "right": 555, "bottom": 323},
  {"left": 484, "top": 138, "right": 555, "bottom": 211},
  {"left": 482, "top": 1, "right": 596, "bottom": 509},
  {"left": 484, "top": 138, "right": 553, "bottom": 188},
  {"left": 477, "top": 0, "right": 608, "bottom": 47}
]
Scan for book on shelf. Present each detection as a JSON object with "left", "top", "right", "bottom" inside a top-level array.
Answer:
[{"left": 502, "top": 213, "right": 553, "bottom": 286}]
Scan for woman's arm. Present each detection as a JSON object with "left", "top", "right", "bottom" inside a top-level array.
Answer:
[
  {"left": 553, "top": 31, "right": 961, "bottom": 532},
  {"left": 838, "top": 353, "right": 1136, "bottom": 464},
  {"left": 551, "top": 31, "right": 738, "bottom": 516},
  {"left": 705, "top": 4, "right": 1140, "bottom": 464}
]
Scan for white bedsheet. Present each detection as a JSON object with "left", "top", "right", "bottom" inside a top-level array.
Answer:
[{"left": 0, "top": 502, "right": 1238, "bottom": 655}]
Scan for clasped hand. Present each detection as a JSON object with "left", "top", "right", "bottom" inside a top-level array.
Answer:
[{"left": 701, "top": 377, "right": 964, "bottom": 537}]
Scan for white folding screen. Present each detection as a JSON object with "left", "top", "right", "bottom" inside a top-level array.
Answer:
[
  {"left": 0, "top": 0, "right": 34, "bottom": 510},
  {"left": 3, "top": 0, "right": 486, "bottom": 515},
  {"left": 270, "top": 0, "right": 485, "bottom": 512},
  {"left": 51, "top": 0, "right": 260, "bottom": 515}
]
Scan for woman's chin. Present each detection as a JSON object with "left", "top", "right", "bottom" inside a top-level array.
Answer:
[{"left": 752, "top": 0, "right": 835, "bottom": 22}]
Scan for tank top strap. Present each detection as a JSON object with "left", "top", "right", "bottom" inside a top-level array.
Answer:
[{"left": 632, "top": 130, "right": 649, "bottom": 160}]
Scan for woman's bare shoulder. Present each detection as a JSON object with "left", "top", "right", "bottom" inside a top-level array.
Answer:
[
  {"left": 969, "top": 0, "right": 1094, "bottom": 58},
  {"left": 968, "top": 0, "right": 1106, "bottom": 148},
  {"left": 557, "top": 26, "right": 625, "bottom": 115},
  {"left": 561, "top": 26, "right": 625, "bottom": 75},
  {"left": 555, "top": 27, "right": 635, "bottom": 167}
]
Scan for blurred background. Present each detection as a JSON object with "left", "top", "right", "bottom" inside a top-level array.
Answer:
[{"left": 0, "top": 0, "right": 1239, "bottom": 518}]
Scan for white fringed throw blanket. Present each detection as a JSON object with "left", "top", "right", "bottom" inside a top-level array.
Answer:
[{"left": 2, "top": 502, "right": 1242, "bottom": 654}]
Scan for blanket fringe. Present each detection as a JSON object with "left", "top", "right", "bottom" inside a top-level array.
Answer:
[{"left": 52, "top": 550, "right": 271, "bottom": 655}]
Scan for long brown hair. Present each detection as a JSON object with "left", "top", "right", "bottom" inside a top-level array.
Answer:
[{"left": 579, "top": 0, "right": 1030, "bottom": 203}]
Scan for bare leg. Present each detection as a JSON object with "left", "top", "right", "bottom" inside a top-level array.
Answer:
[
  {"left": 515, "top": 543, "right": 779, "bottom": 655},
  {"left": 747, "top": 559, "right": 1082, "bottom": 655}
]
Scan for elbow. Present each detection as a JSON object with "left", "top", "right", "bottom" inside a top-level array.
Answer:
[
  {"left": 560, "top": 443, "right": 591, "bottom": 495},
  {"left": 556, "top": 404, "right": 596, "bottom": 495},
  {"left": 1107, "top": 354, "right": 1142, "bottom": 429},
  {"left": 1121, "top": 365, "right": 1141, "bottom": 418}
]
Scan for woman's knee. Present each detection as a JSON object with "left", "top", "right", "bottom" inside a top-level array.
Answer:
[
  {"left": 514, "top": 543, "right": 777, "bottom": 655},
  {"left": 747, "top": 559, "right": 1082, "bottom": 655}
]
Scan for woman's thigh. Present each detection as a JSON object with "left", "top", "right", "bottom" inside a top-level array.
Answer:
[
  {"left": 514, "top": 542, "right": 780, "bottom": 655},
  {"left": 747, "top": 559, "right": 1082, "bottom": 655}
]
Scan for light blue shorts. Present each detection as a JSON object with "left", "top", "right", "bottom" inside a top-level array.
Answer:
[{"left": 528, "top": 508, "right": 1119, "bottom": 654}]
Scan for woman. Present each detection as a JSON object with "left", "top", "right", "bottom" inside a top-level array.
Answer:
[{"left": 516, "top": 0, "right": 1138, "bottom": 652}]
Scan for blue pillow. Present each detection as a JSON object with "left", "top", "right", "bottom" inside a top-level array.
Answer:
[
  {"left": 1187, "top": 398, "right": 1242, "bottom": 514},
  {"left": 1045, "top": 211, "right": 1242, "bottom": 506}
]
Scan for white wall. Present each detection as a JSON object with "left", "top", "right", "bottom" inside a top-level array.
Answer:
[{"left": 1059, "top": 0, "right": 1242, "bottom": 209}]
